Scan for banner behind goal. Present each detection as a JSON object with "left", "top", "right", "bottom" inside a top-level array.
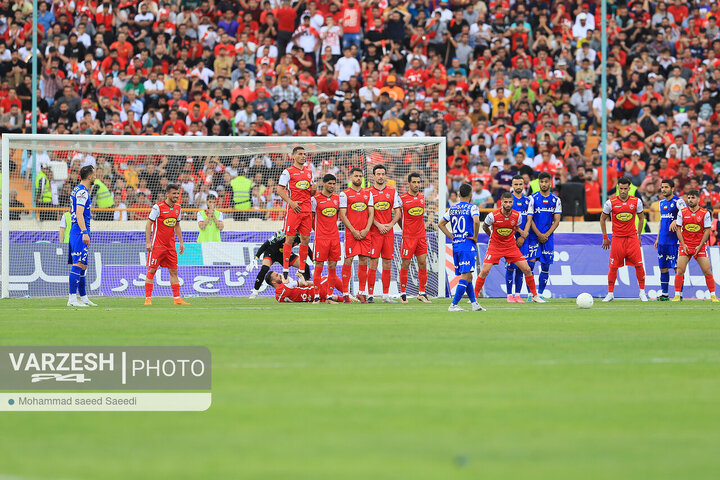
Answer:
[{"left": 1, "top": 135, "right": 446, "bottom": 299}]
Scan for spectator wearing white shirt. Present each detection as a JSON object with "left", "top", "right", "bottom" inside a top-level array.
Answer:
[
  {"left": 335, "top": 46, "right": 361, "bottom": 82},
  {"left": 189, "top": 60, "right": 214, "bottom": 85}
]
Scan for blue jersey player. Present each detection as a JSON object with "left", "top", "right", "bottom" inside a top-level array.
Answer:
[
  {"left": 526, "top": 172, "right": 562, "bottom": 301},
  {"left": 438, "top": 183, "right": 486, "bottom": 312},
  {"left": 67, "top": 165, "right": 97, "bottom": 307},
  {"left": 654, "top": 178, "right": 685, "bottom": 301},
  {"left": 505, "top": 175, "right": 533, "bottom": 303}
]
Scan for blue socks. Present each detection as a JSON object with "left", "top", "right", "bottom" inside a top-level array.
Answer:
[
  {"left": 660, "top": 271, "right": 670, "bottom": 295},
  {"left": 78, "top": 269, "right": 87, "bottom": 297},
  {"left": 514, "top": 270, "right": 523, "bottom": 295},
  {"left": 505, "top": 267, "right": 514, "bottom": 295},
  {"left": 539, "top": 263, "right": 550, "bottom": 295},
  {"left": 69, "top": 265, "right": 82, "bottom": 295},
  {"left": 452, "top": 279, "right": 476, "bottom": 305}
]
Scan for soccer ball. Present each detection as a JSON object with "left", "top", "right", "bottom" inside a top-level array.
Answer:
[{"left": 576, "top": 293, "right": 594, "bottom": 309}]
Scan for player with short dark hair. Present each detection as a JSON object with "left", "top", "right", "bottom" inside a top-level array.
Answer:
[
  {"left": 67, "top": 165, "right": 97, "bottom": 307},
  {"left": 311, "top": 174, "right": 342, "bottom": 303},
  {"left": 265, "top": 271, "right": 342, "bottom": 303},
  {"left": 654, "top": 178, "right": 685, "bottom": 301},
  {"left": 601, "top": 177, "right": 647, "bottom": 302},
  {"left": 438, "top": 183, "right": 485, "bottom": 311},
  {"left": 505, "top": 174, "right": 532, "bottom": 302},
  {"left": 248, "top": 233, "right": 313, "bottom": 298},
  {"left": 144, "top": 183, "right": 188, "bottom": 305},
  {"left": 474, "top": 192, "right": 545, "bottom": 302},
  {"left": 673, "top": 190, "right": 719, "bottom": 302},
  {"left": 367, "top": 164, "right": 402, "bottom": 303},
  {"left": 339, "top": 167, "right": 375, "bottom": 303},
  {"left": 525, "top": 172, "right": 562, "bottom": 301},
  {"left": 399, "top": 172, "right": 431, "bottom": 303},
  {"left": 278, "top": 146, "right": 314, "bottom": 280}
]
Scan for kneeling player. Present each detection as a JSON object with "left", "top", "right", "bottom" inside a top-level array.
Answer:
[
  {"left": 249, "top": 233, "right": 312, "bottom": 298},
  {"left": 265, "top": 271, "right": 343, "bottom": 303},
  {"left": 673, "top": 190, "right": 719, "bottom": 302},
  {"left": 474, "top": 192, "right": 545, "bottom": 303}
]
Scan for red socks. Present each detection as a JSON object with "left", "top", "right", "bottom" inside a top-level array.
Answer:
[
  {"left": 382, "top": 269, "right": 391, "bottom": 294},
  {"left": 675, "top": 274, "right": 684, "bottom": 294},
  {"left": 400, "top": 268, "right": 408, "bottom": 294},
  {"left": 282, "top": 242, "right": 292, "bottom": 272},
  {"left": 636, "top": 267, "right": 646, "bottom": 290},
  {"left": 475, "top": 276, "right": 486, "bottom": 297},
  {"left": 706, "top": 274, "right": 716, "bottom": 294},
  {"left": 145, "top": 271, "right": 154, "bottom": 298},
  {"left": 341, "top": 264, "right": 352, "bottom": 294},
  {"left": 171, "top": 283, "right": 181, "bottom": 299},
  {"left": 358, "top": 264, "right": 367, "bottom": 293},
  {"left": 367, "top": 268, "right": 377, "bottom": 295},
  {"left": 418, "top": 268, "right": 427, "bottom": 294},
  {"left": 313, "top": 264, "right": 323, "bottom": 287},
  {"left": 608, "top": 268, "right": 618, "bottom": 293},
  {"left": 328, "top": 268, "right": 342, "bottom": 294},
  {"left": 525, "top": 274, "right": 537, "bottom": 296},
  {"left": 298, "top": 244, "right": 309, "bottom": 272}
]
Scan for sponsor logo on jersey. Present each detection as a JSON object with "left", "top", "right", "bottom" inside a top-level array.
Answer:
[
  {"left": 295, "top": 180, "right": 311, "bottom": 190},
  {"left": 321, "top": 207, "right": 338, "bottom": 217},
  {"left": 163, "top": 218, "right": 178, "bottom": 227},
  {"left": 350, "top": 202, "right": 368, "bottom": 212},
  {"left": 374, "top": 200, "right": 391, "bottom": 211},
  {"left": 615, "top": 212, "right": 633, "bottom": 222},
  {"left": 496, "top": 228, "right": 514, "bottom": 236},
  {"left": 408, "top": 206, "right": 424, "bottom": 216},
  {"left": 685, "top": 223, "right": 702, "bottom": 233}
]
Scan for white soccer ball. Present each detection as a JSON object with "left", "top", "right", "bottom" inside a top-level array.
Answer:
[{"left": 576, "top": 292, "right": 594, "bottom": 309}]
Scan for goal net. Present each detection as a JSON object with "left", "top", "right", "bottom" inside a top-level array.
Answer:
[{"left": 1, "top": 135, "right": 446, "bottom": 299}]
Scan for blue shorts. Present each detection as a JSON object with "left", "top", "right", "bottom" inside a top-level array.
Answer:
[
  {"left": 657, "top": 243, "right": 678, "bottom": 270},
  {"left": 68, "top": 233, "right": 89, "bottom": 265},
  {"left": 508, "top": 238, "right": 540, "bottom": 269},
  {"left": 453, "top": 247, "right": 476, "bottom": 275}
]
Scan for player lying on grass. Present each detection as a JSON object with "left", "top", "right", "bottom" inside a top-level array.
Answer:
[
  {"left": 438, "top": 183, "right": 486, "bottom": 312},
  {"left": 248, "top": 232, "right": 313, "bottom": 299},
  {"left": 265, "top": 271, "right": 343, "bottom": 303},
  {"left": 474, "top": 192, "right": 546, "bottom": 303},
  {"left": 673, "top": 189, "right": 719, "bottom": 302}
]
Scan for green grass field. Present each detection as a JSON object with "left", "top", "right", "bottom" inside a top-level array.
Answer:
[{"left": 1, "top": 297, "right": 719, "bottom": 479}]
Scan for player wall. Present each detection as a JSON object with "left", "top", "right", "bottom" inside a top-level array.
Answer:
[
  {"left": 445, "top": 233, "right": 720, "bottom": 299},
  {"left": 6, "top": 231, "right": 440, "bottom": 297}
]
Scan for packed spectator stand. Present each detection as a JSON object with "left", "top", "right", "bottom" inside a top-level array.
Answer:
[{"left": 2, "top": 0, "right": 720, "bottom": 231}]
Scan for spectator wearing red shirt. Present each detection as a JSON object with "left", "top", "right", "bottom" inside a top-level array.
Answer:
[
  {"left": 584, "top": 169, "right": 602, "bottom": 220},
  {"left": 109, "top": 32, "right": 134, "bottom": 64},
  {"left": 273, "top": 0, "right": 299, "bottom": 57},
  {"left": 161, "top": 110, "right": 188, "bottom": 136},
  {"left": 614, "top": 90, "right": 640, "bottom": 122},
  {"left": 657, "top": 158, "right": 677, "bottom": 180}
]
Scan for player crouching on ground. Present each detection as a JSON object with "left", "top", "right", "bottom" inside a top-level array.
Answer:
[
  {"left": 265, "top": 271, "right": 343, "bottom": 303},
  {"left": 438, "top": 183, "right": 486, "bottom": 312},
  {"left": 673, "top": 189, "right": 719, "bottom": 302},
  {"left": 474, "top": 192, "right": 546, "bottom": 303}
]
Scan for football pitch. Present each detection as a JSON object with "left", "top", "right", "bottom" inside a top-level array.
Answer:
[{"left": 1, "top": 297, "right": 719, "bottom": 479}]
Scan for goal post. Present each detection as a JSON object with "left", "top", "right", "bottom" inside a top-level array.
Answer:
[{"left": 1, "top": 134, "right": 446, "bottom": 299}]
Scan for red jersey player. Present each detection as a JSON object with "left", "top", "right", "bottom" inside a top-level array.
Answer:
[
  {"left": 399, "top": 172, "right": 431, "bottom": 304},
  {"left": 600, "top": 177, "right": 648, "bottom": 302},
  {"left": 278, "top": 146, "right": 315, "bottom": 280},
  {"left": 265, "top": 271, "right": 343, "bottom": 303},
  {"left": 339, "top": 167, "right": 375, "bottom": 303},
  {"left": 311, "top": 173, "right": 342, "bottom": 303},
  {"left": 673, "top": 189, "right": 719, "bottom": 302},
  {"left": 368, "top": 164, "right": 402, "bottom": 303},
  {"left": 474, "top": 192, "right": 544, "bottom": 303},
  {"left": 144, "top": 183, "right": 188, "bottom": 305}
]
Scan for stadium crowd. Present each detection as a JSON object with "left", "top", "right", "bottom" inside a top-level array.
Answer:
[{"left": 3, "top": 0, "right": 720, "bottom": 224}]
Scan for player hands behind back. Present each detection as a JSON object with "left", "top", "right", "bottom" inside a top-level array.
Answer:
[
  {"left": 672, "top": 190, "right": 719, "bottom": 302},
  {"left": 600, "top": 177, "right": 647, "bottom": 302},
  {"left": 311, "top": 174, "right": 343, "bottom": 303},
  {"left": 399, "top": 172, "right": 431, "bottom": 303},
  {"left": 654, "top": 179, "right": 685, "bottom": 301},
  {"left": 248, "top": 233, "right": 313, "bottom": 298},
  {"left": 144, "top": 183, "right": 189, "bottom": 305},
  {"left": 67, "top": 165, "right": 97, "bottom": 307},
  {"left": 368, "top": 164, "right": 403, "bottom": 303},
  {"left": 265, "top": 271, "right": 343, "bottom": 303},
  {"left": 339, "top": 167, "right": 375, "bottom": 303},
  {"left": 278, "top": 146, "right": 314, "bottom": 281},
  {"left": 526, "top": 172, "right": 562, "bottom": 301},
  {"left": 504, "top": 175, "right": 532, "bottom": 303},
  {"left": 474, "top": 192, "right": 546, "bottom": 303},
  {"left": 438, "top": 183, "right": 486, "bottom": 312}
]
